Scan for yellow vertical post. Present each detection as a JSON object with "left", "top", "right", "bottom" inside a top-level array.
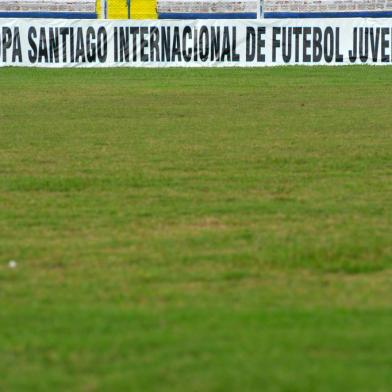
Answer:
[{"left": 96, "top": 0, "right": 101, "bottom": 18}]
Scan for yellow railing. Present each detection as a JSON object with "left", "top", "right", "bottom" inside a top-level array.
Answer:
[{"left": 96, "top": 0, "right": 157, "bottom": 19}]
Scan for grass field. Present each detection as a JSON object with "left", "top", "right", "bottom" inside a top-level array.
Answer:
[{"left": 1, "top": 67, "right": 392, "bottom": 391}]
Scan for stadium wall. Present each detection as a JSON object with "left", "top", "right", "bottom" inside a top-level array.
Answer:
[
  {"left": 157, "top": 0, "right": 259, "bottom": 19},
  {"left": 3, "top": 0, "right": 392, "bottom": 20},
  {"left": 0, "top": 0, "right": 97, "bottom": 19},
  {"left": 264, "top": 0, "right": 392, "bottom": 18},
  {"left": 0, "top": 0, "right": 159, "bottom": 19},
  {"left": 156, "top": 0, "right": 392, "bottom": 19}
]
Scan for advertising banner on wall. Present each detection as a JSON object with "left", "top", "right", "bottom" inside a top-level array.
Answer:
[{"left": 1, "top": 18, "right": 392, "bottom": 67}]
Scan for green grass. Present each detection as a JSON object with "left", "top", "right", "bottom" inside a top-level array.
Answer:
[{"left": 0, "top": 67, "right": 391, "bottom": 391}]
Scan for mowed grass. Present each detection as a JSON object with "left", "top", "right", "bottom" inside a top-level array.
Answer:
[{"left": 0, "top": 67, "right": 391, "bottom": 391}]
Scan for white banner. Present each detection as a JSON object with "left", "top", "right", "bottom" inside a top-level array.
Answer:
[{"left": 1, "top": 18, "right": 392, "bottom": 67}]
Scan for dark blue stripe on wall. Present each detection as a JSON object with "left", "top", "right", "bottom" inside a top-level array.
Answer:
[
  {"left": 159, "top": 12, "right": 257, "bottom": 19},
  {"left": 264, "top": 11, "right": 392, "bottom": 18},
  {"left": 0, "top": 11, "right": 96, "bottom": 19}
]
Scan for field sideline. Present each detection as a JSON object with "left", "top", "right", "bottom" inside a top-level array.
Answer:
[{"left": 1, "top": 67, "right": 391, "bottom": 391}]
